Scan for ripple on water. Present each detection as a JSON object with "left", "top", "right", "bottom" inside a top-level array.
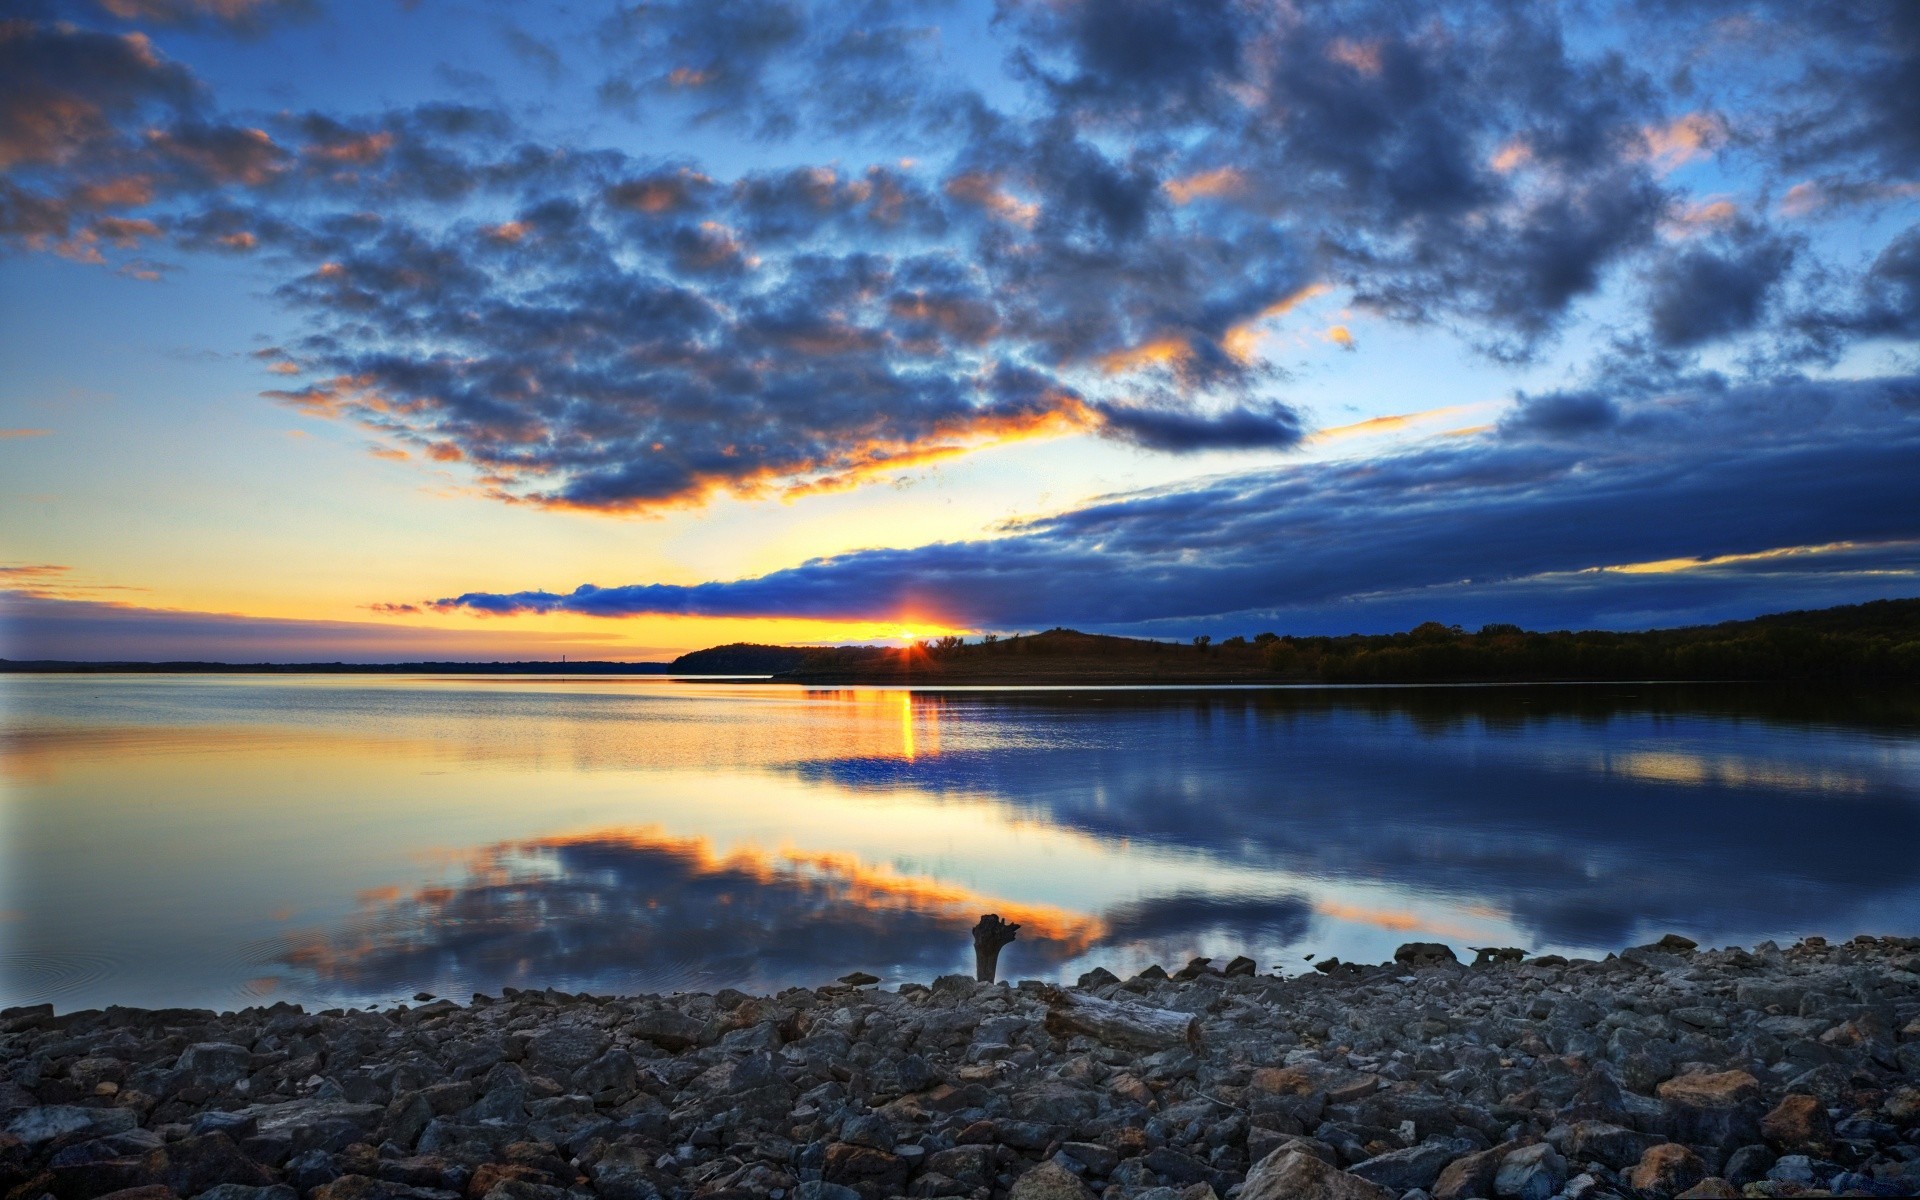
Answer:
[{"left": 0, "top": 948, "right": 120, "bottom": 1007}]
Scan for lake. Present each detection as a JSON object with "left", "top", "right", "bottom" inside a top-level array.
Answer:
[{"left": 3, "top": 674, "right": 1918, "bottom": 1012}]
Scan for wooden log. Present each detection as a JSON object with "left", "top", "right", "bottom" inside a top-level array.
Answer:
[
  {"left": 1042, "top": 987, "right": 1203, "bottom": 1052},
  {"left": 972, "top": 913, "right": 1020, "bottom": 983}
]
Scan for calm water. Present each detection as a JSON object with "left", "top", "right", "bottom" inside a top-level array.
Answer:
[{"left": 3, "top": 675, "right": 1919, "bottom": 1012}]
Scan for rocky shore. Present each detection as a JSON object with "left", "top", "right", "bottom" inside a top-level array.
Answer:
[{"left": 4, "top": 935, "right": 1919, "bottom": 1200}]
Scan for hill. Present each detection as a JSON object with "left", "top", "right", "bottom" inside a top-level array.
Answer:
[{"left": 774, "top": 598, "right": 1920, "bottom": 685}]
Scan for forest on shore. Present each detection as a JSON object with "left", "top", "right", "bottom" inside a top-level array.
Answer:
[{"left": 774, "top": 597, "right": 1920, "bottom": 684}]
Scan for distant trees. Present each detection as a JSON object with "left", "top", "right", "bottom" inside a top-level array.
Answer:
[{"left": 1259, "top": 599, "right": 1920, "bottom": 683}]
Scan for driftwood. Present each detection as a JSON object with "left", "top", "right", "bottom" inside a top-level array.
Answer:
[
  {"left": 972, "top": 913, "right": 1020, "bottom": 983},
  {"left": 1042, "top": 987, "right": 1203, "bottom": 1052}
]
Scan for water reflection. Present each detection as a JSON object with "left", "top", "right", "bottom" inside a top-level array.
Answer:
[
  {"left": 3, "top": 677, "right": 1917, "bottom": 1010},
  {"left": 278, "top": 828, "right": 1102, "bottom": 999}
]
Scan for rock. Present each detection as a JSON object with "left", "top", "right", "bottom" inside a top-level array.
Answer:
[
  {"left": 162, "top": 1132, "right": 274, "bottom": 1195},
  {"left": 625, "top": 1008, "right": 706, "bottom": 1052},
  {"left": 1627, "top": 1143, "right": 1708, "bottom": 1198},
  {"left": 821, "top": 1142, "right": 910, "bottom": 1200},
  {"left": 839, "top": 972, "right": 880, "bottom": 986},
  {"left": 1673, "top": 1180, "right": 1738, "bottom": 1198},
  {"left": 1058, "top": 1141, "right": 1119, "bottom": 1177},
  {"left": 590, "top": 1143, "right": 673, "bottom": 1200},
  {"left": 1766, "top": 1154, "right": 1816, "bottom": 1185},
  {"left": 1655, "top": 1070, "right": 1760, "bottom": 1109},
  {"left": 1008, "top": 1161, "right": 1096, "bottom": 1200},
  {"left": 1431, "top": 1146, "right": 1504, "bottom": 1200},
  {"left": 525, "top": 1024, "right": 610, "bottom": 1072},
  {"left": 1759, "top": 1092, "right": 1830, "bottom": 1151},
  {"left": 1656, "top": 1070, "right": 1763, "bottom": 1149},
  {"left": 1492, "top": 1142, "right": 1565, "bottom": 1200},
  {"left": 12, "top": 1104, "right": 141, "bottom": 1146},
  {"left": 1654, "top": 934, "right": 1698, "bottom": 951},
  {"left": 195, "top": 1186, "right": 298, "bottom": 1200},
  {"left": 1347, "top": 1142, "right": 1461, "bottom": 1193},
  {"left": 1723, "top": 1144, "right": 1774, "bottom": 1187},
  {"left": 176, "top": 1043, "right": 253, "bottom": 1090},
  {"left": 1393, "top": 944, "right": 1459, "bottom": 969},
  {"left": 1240, "top": 1150, "right": 1393, "bottom": 1200},
  {"left": 1546, "top": 1120, "right": 1661, "bottom": 1169}
]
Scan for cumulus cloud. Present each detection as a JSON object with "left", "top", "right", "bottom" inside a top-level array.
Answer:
[
  {"left": 4, "top": 0, "right": 1918, "bottom": 523},
  {"left": 1645, "top": 221, "right": 1800, "bottom": 348}
]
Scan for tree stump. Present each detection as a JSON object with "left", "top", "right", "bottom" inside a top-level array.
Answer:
[{"left": 972, "top": 913, "right": 1020, "bottom": 982}]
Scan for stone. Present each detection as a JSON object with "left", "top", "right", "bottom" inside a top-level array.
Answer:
[
  {"left": 1546, "top": 1120, "right": 1661, "bottom": 1169},
  {"left": 176, "top": 1043, "right": 253, "bottom": 1090},
  {"left": 1008, "top": 1161, "right": 1096, "bottom": 1200},
  {"left": 1394, "top": 944, "right": 1460, "bottom": 969},
  {"left": 1655, "top": 1070, "right": 1760, "bottom": 1108},
  {"left": 526, "top": 1024, "right": 610, "bottom": 1072},
  {"left": 1657, "top": 1070, "right": 1763, "bottom": 1150},
  {"left": 1723, "top": 1144, "right": 1774, "bottom": 1187},
  {"left": 1627, "top": 1143, "right": 1708, "bottom": 1198},
  {"left": 624, "top": 1008, "right": 706, "bottom": 1052},
  {"left": 162, "top": 1132, "right": 275, "bottom": 1195},
  {"left": 838, "top": 972, "right": 880, "bottom": 986},
  {"left": 1492, "top": 1142, "right": 1565, "bottom": 1200},
  {"left": 821, "top": 1142, "right": 910, "bottom": 1200},
  {"left": 1673, "top": 1180, "right": 1738, "bottom": 1198},
  {"left": 1759, "top": 1092, "right": 1830, "bottom": 1150},
  {"left": 1347, "top": 1142, "right": 1462, "bottom": 1193},
  {"left": 8, "top": 1104, "right": 140, "bottom": 1146},
  {"left": 1654, "top": 934, "right": 1698, "bottom": 951},
  {"left": 1240, "top": 1150, "right": 1393, "bottom": 1200},
  {"left": 1058, "top": 1141, "right": 1118, "bottom": 1177},
  {"left": 195, "top": 1186, "right": 298, "bottom": 1200},
  {"left": 1431, "top": 1146, "right": 1503, "bottom": 1200},
  {"left": 1766, "top": 1154, "right": 1817, "bottom": 1184}
]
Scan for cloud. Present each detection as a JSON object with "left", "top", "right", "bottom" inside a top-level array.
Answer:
[
  {"left": 0, "top": 593, "right": 646, "bottom": 662},
  {"left": 421, "top": 374, "right": 1920, "bottom": 632},
  {"left": 1645, "top": 221, "right": 1799, "bottom": 348},
  {"left": 279, "top": 827, "right": 1102, "bottom": 997},
  {"left": 5, "top": 0, "right": 1919, "bottom": 524}
]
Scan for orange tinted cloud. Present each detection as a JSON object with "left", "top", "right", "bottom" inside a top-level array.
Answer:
[
  {"left": 945, "top": 171, "right": 1039, "bottom": 227},
  {"left": 305, "top": 131, "right": 392, "bottom": 165},
  {"left": 1640, "top": 112, "right": 1724, "bottom": 173},
  {"left": 1326, "top": 37, "right": 1383, "bottom": 75},
  {"left": 1, "top": 428, "right": 52, "bottom": 438},
  {"left": 1163, "top": 166, "right": 1245, "bottom": 205},
  {"left": 1489, "top": 139, "right": 1532, "bottom": 173},
  {"left": 1306, "top": 403, "right": 1480, "bottom": 445}
]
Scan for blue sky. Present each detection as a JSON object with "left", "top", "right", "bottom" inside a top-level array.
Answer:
[{"left": 2, "top": 0, "right": 1918, "bottom": 659}]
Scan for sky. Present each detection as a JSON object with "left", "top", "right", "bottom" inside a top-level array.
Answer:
[{"left": 2, "top": 0, "right": 1918, "bottom": 661}]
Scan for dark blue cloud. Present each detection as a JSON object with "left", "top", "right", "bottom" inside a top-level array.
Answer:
[
  {"left": 1646, "top": 222, "right": 1800, "bottom": 348},
  {"left": 424, "top": 375, "right": 1920, "bottom": 631}
]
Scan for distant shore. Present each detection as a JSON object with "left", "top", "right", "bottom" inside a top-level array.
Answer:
[{"left": 4, "top": 933, "right": 1916, "bottom": 1200}]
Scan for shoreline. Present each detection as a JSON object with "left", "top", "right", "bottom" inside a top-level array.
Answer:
[{"left": 3, "top": 935, "right": 1918, "bottom": 1200}]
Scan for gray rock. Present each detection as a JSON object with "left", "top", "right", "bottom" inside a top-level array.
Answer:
[
  {"left": 526, "top": 1023, "right": 611, "bottom": 1071},
  {"left": 1241, "top": 1149, "right": 1393, "bottom": 1200},
  {"left": 1492, "top": 1142, "right": 1566, "bottom": 1200},
  {"left": 1347, "top": 1141, "right": 1466, "bottom": 1192},
  {"left": 177, "top": 1042, "right": 253, "bottom": 1089},
  {"left": 1545, "top": 1119, "right": 1661, "bottom": 1169},
  {"left": 6, "top": 1104, "right": 138, "bottom": 1145},
  {"left": 194, "top": 1186, "right": 298, "bottom": 1200}
]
